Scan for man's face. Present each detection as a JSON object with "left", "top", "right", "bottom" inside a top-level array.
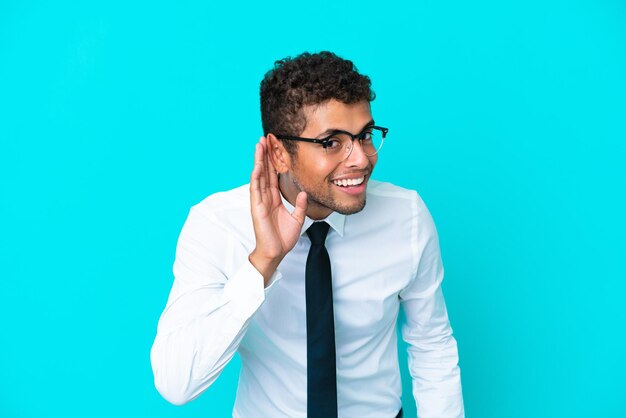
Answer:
[{"left": 279, "top": 99, "right": 378, "bottom": 220}]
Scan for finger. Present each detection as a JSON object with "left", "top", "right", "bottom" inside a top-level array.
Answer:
[
  {"left": 267, "top": 148, "right": 278, "bottom": 187},
  {"left": 258, "top": 139, "right": 267, "bottom": 195},
  {"left": 262, "top": 137, "right": 271, "bottom": 195},
  {"left": 290, "top": 191, "right": 308, "bottom": 225},
  {"left": 270, "top": 171, "right": 281, "bottom": 204},
  {"left": 250, "top": 141, "right": 264, "bottom": 204},
  {"left": 267, "top": 149, "right": 281, "bottom": 203}
]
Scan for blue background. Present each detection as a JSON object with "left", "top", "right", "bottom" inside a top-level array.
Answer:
[{"left": 1, "top": 1, "right": 625, "bottom": 417}]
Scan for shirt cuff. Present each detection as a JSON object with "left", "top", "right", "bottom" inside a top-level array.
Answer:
[{"left": 222, "top": 260, "right": 283, "bottom": 322}]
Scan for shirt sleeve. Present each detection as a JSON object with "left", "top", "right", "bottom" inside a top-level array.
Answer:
[
  {"left": 150, "top": 205, "right": 279, "bottom": 405},
  {"left": 399, "top": 195, "right": 465, "bottom": 418}
]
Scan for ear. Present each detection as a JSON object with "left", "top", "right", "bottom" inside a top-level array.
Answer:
[{"left": 266, "top": 133, "right": 292, "bottom": 174}]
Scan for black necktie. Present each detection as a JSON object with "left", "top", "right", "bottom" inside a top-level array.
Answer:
[{"left": 306, "top": 221, "right": 338, "bottom": 418}]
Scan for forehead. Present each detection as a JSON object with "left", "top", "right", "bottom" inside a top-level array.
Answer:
[{"left": 301, "top": 99, "right": 372, "bottom": 135}]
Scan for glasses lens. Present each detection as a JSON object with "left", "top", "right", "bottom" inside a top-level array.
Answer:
[
  {"left": 324, "top": 128, "right": 385, "bottom": 161},
  {"left": 361, "top": 128, "right": 384, "bottom": 156},
  {"left": 323, "top": 133, "right": 352, "bottom": 157}
]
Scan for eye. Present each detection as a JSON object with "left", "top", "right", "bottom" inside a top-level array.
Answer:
[
  {"left": 324, "top": 136, "right": 343, "bottom": 151},
  {"left": 359, "top": 131, "right": 374, "bottom": 144}
]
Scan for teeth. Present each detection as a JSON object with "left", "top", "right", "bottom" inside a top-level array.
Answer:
[{"left": 333, "top": 176, "right": 365, "bottom": 187}]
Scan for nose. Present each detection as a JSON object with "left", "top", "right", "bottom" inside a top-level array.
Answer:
[{"left": 343, "top": 139, "right": 369, "bottom": 168}]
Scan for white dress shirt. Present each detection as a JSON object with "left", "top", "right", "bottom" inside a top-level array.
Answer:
[{"left": 151, "top": 180, "right": 464, "bottom": 418}]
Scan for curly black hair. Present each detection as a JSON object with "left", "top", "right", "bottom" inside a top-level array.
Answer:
[{"left": 260, "top": 51, "right": 375, "bottom": 154}]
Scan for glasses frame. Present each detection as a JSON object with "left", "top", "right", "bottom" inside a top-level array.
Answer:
[{"left": 275, "top": 125, "right": 389, "bottom": 157}]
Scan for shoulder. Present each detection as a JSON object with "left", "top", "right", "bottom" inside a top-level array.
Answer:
[
  {"left": 365, "top": 179, "right": 429, "bottom": 214},
  {"left": 182, "top": 184, "right": 254, "bottom": 245},
  {"left": 362, "top": 180, "right": 437, "bottom": 239},
  {"left": 365, "top": 181, "right": 442, "bottom": 282},
  {"left": 193, "top": 184, "right": 251, "bottom": 216}
]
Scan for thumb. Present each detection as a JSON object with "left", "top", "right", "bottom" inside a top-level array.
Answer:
[{"left": 291, "top": 191, "right": 308, "bottom": 225}]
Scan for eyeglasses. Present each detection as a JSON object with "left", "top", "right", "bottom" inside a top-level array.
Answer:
[{"left": 276, "top": 124, "right": 388, "bottom": 162}]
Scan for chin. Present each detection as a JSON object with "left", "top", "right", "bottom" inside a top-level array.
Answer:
[{"left": 332, "top": 198, "right": 367, "bottom": 215}]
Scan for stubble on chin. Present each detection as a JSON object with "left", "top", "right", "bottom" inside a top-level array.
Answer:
[{"left": 333, "top": 198, "right": 367, "bottom": 215}]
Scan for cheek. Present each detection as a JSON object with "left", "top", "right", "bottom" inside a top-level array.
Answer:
[
  {"left": 294, "top": 162, "right": 330, "bottom": 186},
  {"left": 308, "top": 160, "right": 339, "bottom": 181}
]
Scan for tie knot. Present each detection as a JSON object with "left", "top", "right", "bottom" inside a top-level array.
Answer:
[{"left": 306, "top": 222, "right": 330, "bottom": 246}]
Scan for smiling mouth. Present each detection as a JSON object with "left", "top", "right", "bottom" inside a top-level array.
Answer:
[{"left": 331, "top": 176, "right": 366, "bottom": 187}]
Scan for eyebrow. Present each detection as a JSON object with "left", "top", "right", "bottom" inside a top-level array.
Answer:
[{"left": 314, "top": 119, "right": 375, "bottom": 139}]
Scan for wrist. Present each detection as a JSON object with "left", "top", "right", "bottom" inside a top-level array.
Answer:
[{"left": 249, "top": 250, "right": 281, "bottom": 286}]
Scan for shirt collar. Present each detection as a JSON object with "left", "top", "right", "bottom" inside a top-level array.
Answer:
[{"left": 280, "top": 193, "right": 346, "bottom": 238}]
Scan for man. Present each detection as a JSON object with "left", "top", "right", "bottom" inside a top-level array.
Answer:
[{"left": 151, "top": 51, "right": 464, "bottom": 417}]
